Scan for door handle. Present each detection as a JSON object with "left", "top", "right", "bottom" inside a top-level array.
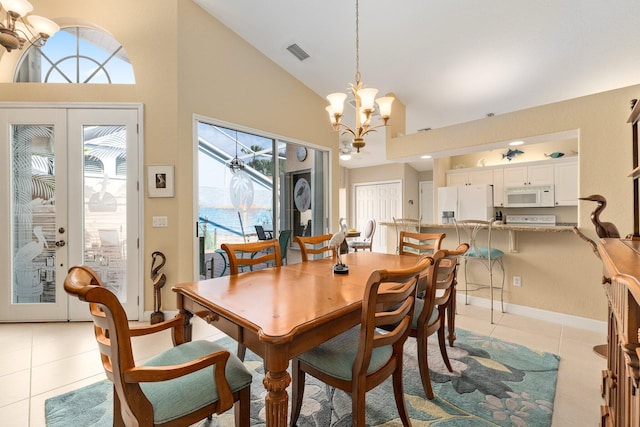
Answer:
[{"left": 55, "top": 240, "right": 66, "bottom": 247}]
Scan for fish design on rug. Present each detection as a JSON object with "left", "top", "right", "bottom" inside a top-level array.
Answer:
[
  {"left": 545, "top": 152, "right": 565, "bottom": 158},
  {"left": 502, "top": 148, "right": 524, "bottom": 161}
]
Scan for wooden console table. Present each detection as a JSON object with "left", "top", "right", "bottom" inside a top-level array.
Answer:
[{"left": 597, "top": 238, "right": 640, "bottom": 426}]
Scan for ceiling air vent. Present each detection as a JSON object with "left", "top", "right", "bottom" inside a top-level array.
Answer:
[{"left": 286, "top": 43, "right": 310, "bottom": 61}]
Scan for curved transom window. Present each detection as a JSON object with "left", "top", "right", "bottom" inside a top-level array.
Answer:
[{"left": 14, "top": 26, "right": 135, "bottom": 84}]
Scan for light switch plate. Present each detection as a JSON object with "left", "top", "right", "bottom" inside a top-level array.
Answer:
[{"left": 152, "top": 216, "right": 168, "bottom": 227}]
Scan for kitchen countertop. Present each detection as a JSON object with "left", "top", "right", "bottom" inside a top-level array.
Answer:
[
  {"left": 378, "top": 221, "right": 577, "bottom": 251},
  {"left": 379, "top": 221, "right": 576, "bottom": 233}
]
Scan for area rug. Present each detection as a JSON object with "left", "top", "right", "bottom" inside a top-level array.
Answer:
[{"left": 45, "top": 329, "right": 559, "bottom": 426}]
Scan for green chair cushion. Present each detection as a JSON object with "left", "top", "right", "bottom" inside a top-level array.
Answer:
[
  {"left": 467, "top": 246, "right": 504, "bottom": 259},
  {"left": 139, "top": 340, "right": 252, "bottom": 424},
  {"left": 298, "top": 327, "right": 393, "bottom": 381},
  {"left": 412, "top": 298, "right": 440, "bottom": 330}
]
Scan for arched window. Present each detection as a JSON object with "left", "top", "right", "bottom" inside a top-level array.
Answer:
[{"left": 14, "top": 26, "right": 135, "bottom": 84}]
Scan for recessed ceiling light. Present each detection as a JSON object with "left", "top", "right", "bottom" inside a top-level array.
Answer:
[
  {"left": 509, "top": 141, "right": 524, "bottom": 146},
  {"left": 420, "top": 155, "right": 432, "bottom": 159}
]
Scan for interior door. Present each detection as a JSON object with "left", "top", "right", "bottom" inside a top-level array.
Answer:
[
  {"left": 353, "top": 181, "right": 401, "bottom": 253},
  {"left": 0, "top": 107, "right": 141, "bottom": 321}
]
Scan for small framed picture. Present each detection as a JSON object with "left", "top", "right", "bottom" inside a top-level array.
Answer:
[{"left": 148, "top": 165, "right": 174, "bottom": 197}]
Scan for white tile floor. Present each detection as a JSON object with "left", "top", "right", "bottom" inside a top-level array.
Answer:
[{"left": 0, "top": 303, "right": 606, "bottom": 426}]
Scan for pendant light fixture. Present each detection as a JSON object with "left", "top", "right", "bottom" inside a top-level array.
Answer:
[{"left": 325, "top": 0, "right": 393, "bottom": 153}]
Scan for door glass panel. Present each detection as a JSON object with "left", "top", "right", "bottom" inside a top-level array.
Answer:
[
  {"left": 11, "top": 124, "right": 57, "bottom": 303},
  {"left": 82, "top": 125, "right": 128, "bottom": 301}
]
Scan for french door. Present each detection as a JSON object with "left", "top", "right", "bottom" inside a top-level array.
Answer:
[{"left": 0, "top": 107, "right": 141, "bottom": 321}]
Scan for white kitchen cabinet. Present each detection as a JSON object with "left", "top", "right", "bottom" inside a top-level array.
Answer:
[
  {"left": 503, "top": 163, "right": 554, "bottom": 187},
  {"left": 493, "top": 168, "right": 504, "bottom": 207},
  {"left": 553, "top": 158, "right": 578, "bottom": 206},
  {"left": 446, "top": 168, "right": 493, "bottom": 186}
]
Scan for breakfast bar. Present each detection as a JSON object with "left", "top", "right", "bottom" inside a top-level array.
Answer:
[{"left": 380, "top": 220, "right": 576, "bottom": 253}]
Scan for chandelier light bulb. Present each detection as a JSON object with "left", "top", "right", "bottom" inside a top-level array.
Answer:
[
  {"left": 28, "top": 15, "right": 59, "bottom": 38},
  {"left": 376, "top": 96, "right": 394, "bottom": 118},
  {"left": 357, "top": 87, "right": 378, "bottom": 111},
  {"left": 326, "top": 92, "right": 347, "bottom": 115},
  {"left": 2, "top": 0, "right": 34, "bottom": 18}
]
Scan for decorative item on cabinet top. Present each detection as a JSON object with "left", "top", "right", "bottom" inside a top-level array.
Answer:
[{"left": 502, "top": 148, "right": 524, "bottom": 161}]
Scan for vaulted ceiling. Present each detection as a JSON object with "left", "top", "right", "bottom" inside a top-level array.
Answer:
[{"left": 194, "top": 1, "right": 640, "bottom": 170}]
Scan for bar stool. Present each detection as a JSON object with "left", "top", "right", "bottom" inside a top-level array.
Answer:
[
  {"left": 454, "top": 219, "right": 505, "bottom": 323},
  {"left": 392, "top": 216, "right": 422, "bottom": 254}
]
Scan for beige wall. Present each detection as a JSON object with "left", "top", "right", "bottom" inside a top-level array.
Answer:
[
  {"left": 384, "top": 85, "right": 640, "bottom": 321},
  {"left": 0, "top": 0, "right": 338, "bottom": 312}
]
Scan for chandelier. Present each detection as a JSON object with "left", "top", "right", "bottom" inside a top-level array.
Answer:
[
  {"left": 227, "top": 130, "right": 245, "bottom": 173},
  {"left": 0, "top": 0, "right": 59, "bottom": 52},
  {"left": 325, "top": 0, "right": 393, "bottom": 153}
]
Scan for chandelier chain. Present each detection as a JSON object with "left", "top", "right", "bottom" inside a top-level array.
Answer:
[{"left": 355, "top": 0, "right": 360, "bottom": 83}]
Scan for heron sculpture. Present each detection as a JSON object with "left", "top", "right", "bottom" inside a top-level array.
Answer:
[
  {"left": 579, "top": 194, "right": 620, "bottom": 238},
  {"left": 329, "top": 219, "right": 349, "bottom": 274},
  {"left": 150, "top": 251, "right": 167, "bottom": 324}
]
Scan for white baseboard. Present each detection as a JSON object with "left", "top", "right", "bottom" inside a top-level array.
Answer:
[
  {"left": 147, "top": 301, "right": 607, "bottom": 335},
  {"left": 458, "top": 294, "right": 607, "bottom": 333}
]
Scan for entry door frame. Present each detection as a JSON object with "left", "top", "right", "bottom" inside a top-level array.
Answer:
[{"left": 0, "top": 102, "right": 144, "bottom": 322}]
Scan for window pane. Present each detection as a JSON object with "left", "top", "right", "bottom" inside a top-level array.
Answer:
[
  {"left": 83, "top": 125, "right": 128, "bottom": 301},
  {"left": 11, "top": 125, "right": 57, "bottom": 304},
  {"left": 14, "top": 26, "right": 135, "bottom": 84}
]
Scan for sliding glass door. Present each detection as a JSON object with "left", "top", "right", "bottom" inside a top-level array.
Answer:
[{"left": 195, "top": 118, "right": 329, "bottom": 277}]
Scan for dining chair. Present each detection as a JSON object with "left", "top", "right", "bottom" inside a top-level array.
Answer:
[
  {"left": 221, "top": 239, "right": 282, "bottom": 275},
  {"left": 294, "top": 233, "right": 334, "bottom": 261},
  {"left": 63, "top": 265, "right": 252, "bottom": 427},
  {"left": 278, "top": 229, "right": 292, "bottom": 265},
  {"left": 348, "top": 218, "right": 376, "bottom": 252},
  {"left": 409, "top": 245, "right": 469, "bottom": 399},
  {"left": 221, "top": 239, "right": 281, "bottom": 360},
  {"left": 398, "top": 231, "right": 445, "bottom": 256},
  {"left": 290, "top": 257, "right": 431, "bottom": 427},
  {"left": 453, "top": 219, "right": 505, "bottom": 323}
]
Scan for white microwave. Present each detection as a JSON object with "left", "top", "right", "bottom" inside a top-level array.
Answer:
[{"left": 504, "top": 185, "right": 555, "bottom": 208}]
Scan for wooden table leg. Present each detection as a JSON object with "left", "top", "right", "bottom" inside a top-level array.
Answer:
[
  {"left": 263, "top": 370, "right": 291, "bottom": 426},
  {"left": 175, "top": 293, "right": 193, "bottom": 343},
  {"left": 263, "top": 347, "right": 292, "bottom": 426}
]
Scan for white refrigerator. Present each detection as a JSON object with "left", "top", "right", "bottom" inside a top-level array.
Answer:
[{"left": 438, "top": 185, "right": 494, "bottom": 224}]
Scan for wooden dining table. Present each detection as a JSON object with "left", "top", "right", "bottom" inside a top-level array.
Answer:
[{"left": 172, "top": 251, "right": 420, "bottom": 426}]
